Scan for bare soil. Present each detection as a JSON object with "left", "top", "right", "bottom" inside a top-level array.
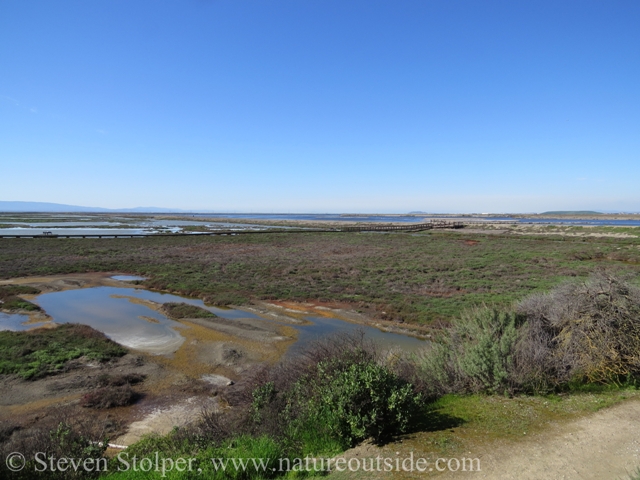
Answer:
[
  {"left": 439, "top": 399, "right": 640, "bottom": 480},
  {"left": 331, "top": 399, "right": 640, "bottom": 480}
]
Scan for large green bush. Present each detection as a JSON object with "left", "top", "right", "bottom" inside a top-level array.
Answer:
[
  {"left": 417, "top": 307, "right": 520, "bottom": 395},
  {"left": 453, "top": 308, "right": 520, "bottom": 394},
  {"left": 307, "top": 359, "right": 422, "bottom": 447}
]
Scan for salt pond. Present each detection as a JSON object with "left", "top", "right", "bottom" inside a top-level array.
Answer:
[{"left": 2, "top": 285, "right": 426, "bottom": 355}]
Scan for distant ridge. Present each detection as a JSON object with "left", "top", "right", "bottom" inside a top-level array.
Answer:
[
  {"left": 0, "top": 201, "right": 190, "bottom": 213},
  {"left": 540, "top": 211, "right": 602, "bottom": 215}
]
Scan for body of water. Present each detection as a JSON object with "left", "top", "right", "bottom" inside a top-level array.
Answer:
[
  {"left": 0, "top": 220, "right": 289, "bottom": 236},
  {"left": 194, "top": 213, "right": 640, "bottom": 227},
  {"left": 6, "top": 286, "right": 425, "bottom": 355},
  {"left": 0, "top": 312, "right": 44, "bottom": 331}
]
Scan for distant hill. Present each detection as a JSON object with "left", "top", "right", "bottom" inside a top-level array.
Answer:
[
  {"left": 540, "top": 211, "right": 602, "bottom": 215},
  {"left": 0, "top": 201, "right": 190, "bottom": 213}
]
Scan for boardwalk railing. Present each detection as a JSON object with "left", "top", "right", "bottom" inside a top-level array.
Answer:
[
  {"left": 0, "top": 220, "right": 464, "bottom": 239},
  {"left": 338, "top": 220, "right": 463, "bottom": 232}
]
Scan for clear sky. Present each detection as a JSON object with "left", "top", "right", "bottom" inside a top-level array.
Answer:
[{"left": 1, "top": 0, "right": 639, "bottom": 213}]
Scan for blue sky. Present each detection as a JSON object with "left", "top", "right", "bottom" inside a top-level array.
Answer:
[{"left": 1, "top": 0, "right": 639, "bottom": 213}]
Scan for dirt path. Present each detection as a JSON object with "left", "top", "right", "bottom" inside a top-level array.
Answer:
[{"left": 441, "top": 399, "right": 640, "bottom": 480}]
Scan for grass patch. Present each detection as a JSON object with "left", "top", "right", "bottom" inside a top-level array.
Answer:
[
  {"left": 0, "top": 323, "right": 127, "bottom": 379},
  {"left": 161, "top": 302, "right": 217, "bottom": 320},
  {"left": 431, "top": 389, "right": 638, "bottom": 439}
]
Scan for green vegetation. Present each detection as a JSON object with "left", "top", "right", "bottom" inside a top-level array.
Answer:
[
  {"left": 3, "top": 420, "right": 108, "bottom": 480},
  {"left": 93, "top": 333, "right": 424, "bottom": 480},
  {"left": 3, "top": 233, "right": 640, "bottom": 479},
  {"left": 3, "top": 273, "right": 640, "bottom": 478},
  {"left": 0, "top": 296, "right": 40, "bottom": 310},
  {"left": 626, "top": 468, "right": 640, "bottom": 480},
  {"left": 417, "top": 272, "right": 640, "bottom": 395},
  {"left": 1, "top": 231, "right": 640, "bottom": 324},
  {"left": 418, "top": 307, "right": 520, "bottom": 395},
  {"left": 0, "top": 284, "right": 41, "bottom": 296},
  {"left": 307, "top": 359, "right": 421, "bottom": 446},
  {"left": 0, "top": 284, "right": 41, "bottom": 311},
  {"left": 161, "top": 302, "right": 217, "bottom": 320},
  {"left": 0, "top": 324, "right": 127, "bottom": 379}
]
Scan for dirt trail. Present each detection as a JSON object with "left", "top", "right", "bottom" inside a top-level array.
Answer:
[{"left": 441, "top": 399, "right": 640, "bottom": 480}]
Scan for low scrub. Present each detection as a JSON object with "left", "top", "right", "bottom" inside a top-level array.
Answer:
[
  {"left": 94, "top": 334, "right": 424, "bottom": 480},
  {"left": 81, "top": 385, "right": 140, "bottom": 409},
  {"left": 516, "top": 271, "right": 640, "bottom": 388},
  {"left": 0, "top": 295, "right": 41, "bottom": 311},
  {"left": 416, "top": 307, "right": 521, "bottom": 395},
  {"left": 417, "top": 272, "right": 640, "bottom": 395},
  {"left": 96, "top": 372, "right": 145, "bottom": 387},
  {"left": 0, "top": 285, "right": 42, "bottom": 311},
  {"left": 0, "top": 284, "right": 41, "bottom": 296},
  {"left": 216, "top": 332, "right": 424, "bottom": 453},
  {"left": 1, "top": 414, "right": 108, "bottom": 480},
  {"left": 0, "top": 324, "right": 127, "bottom": 379},
  {"left": 161, "top": 302, "right": 217, "bottom": 320}
]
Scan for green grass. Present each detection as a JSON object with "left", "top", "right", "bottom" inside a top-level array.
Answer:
[
  {"left": 624, "top": 468, "right": 640, "bottom": 480},
  {"left": 1, "top": 232, "right": 640, "bottom": 324},
  {"left": 102, "top": 434, "right": 309, "bottom": 480},
  {"left": 327, "top": 388, "right": 640, "bottom": 480},
  {"left": 0, "top": 323, "right": 127, "bottom": 379},
  {"left": 428, "top": 389, "right": 639, "bottom": 440}
]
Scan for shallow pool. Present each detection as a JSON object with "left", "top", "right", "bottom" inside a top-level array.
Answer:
[{"left": 23, "top": 286, "right": 425, "bottom": 355}]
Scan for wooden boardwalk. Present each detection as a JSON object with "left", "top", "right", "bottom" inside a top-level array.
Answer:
[{"left": 0, "top": 220, "right": 464, "bottom": 239}]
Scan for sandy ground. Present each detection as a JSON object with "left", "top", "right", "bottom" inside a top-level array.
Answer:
[
  {"left": 439, "top": 399, "right": 640, "bottom": 480},
  {"left": 114, "top": 395, "right": 220, "bottom": 446},
  {"left": 333, "top": 400, "right": 640, "bottom": 480}
]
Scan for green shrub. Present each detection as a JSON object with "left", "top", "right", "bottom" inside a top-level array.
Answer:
[
  {"left": 250, "top": 382, "right": 276, "bottom": 422},
  {"left": 308, "top": 359, "right": 422, "bottom": 446},
  {"left": 243, "top": 335, "right": 424, "bottom": 452},
  {"left": 453, "top": 308, "right": 520, "bottom": 394},
  {"left": 417, "top": 307, "right": 520, "bottom": 395}
]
